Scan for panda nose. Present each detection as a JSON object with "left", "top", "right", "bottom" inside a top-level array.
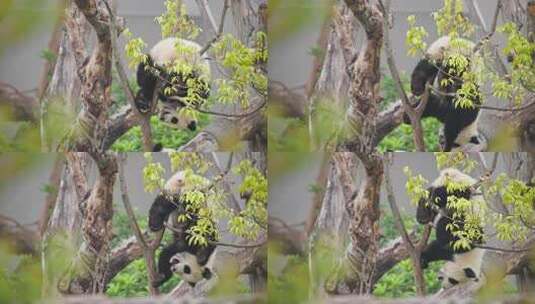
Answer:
[{"left": 187, "top": 121, "right": 197, "bottom": 131}]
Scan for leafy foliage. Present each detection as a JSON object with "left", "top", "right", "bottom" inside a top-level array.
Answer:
[
  {"left": 142, "top": 153, "right": 267, "bottom": 247},
  {"left": 405, "top": 153, "right": 535, "bottom": 251},
  {"left": 122, "top": 0, "right": 266, "bottom": 127},
  {"left": 406, "top": 0, "right": 535, "bottom": 114}
]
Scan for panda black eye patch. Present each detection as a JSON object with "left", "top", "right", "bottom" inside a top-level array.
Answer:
[
  {"left": 463, "top": 268, "right": 477, "bottom": 278},
  {"left": 183, "top": 265, "right": 191, "bottom": 274},
  {"left": 448, "top": 278, "right": 459, "bottom": 285}
]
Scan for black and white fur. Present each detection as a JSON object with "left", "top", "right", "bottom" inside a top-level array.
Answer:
[
  {"left": 407, "top": 36, "right": 485, "bottom": 152},
  {"left": 148, "top": 171, "right": 217, "bottom": 287},
  {"left": 416, "top": 168, "right": 484, "bottom": 269},
  {"left": 437, "top": 248, "right": 485, "bottom": 290},
  {"left": 136, "top": 38, "right": 211, "bottom": 131},
  {"left": 169, "top": 249, "right": 217, "bottom": 287}
]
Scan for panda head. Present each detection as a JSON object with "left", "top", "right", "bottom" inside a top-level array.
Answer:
[
  {"left": 169, "top": 249, "right": 216, "bottom": 287},
  {"left": 438, "top": 261, "right": 479, "bottom": 289},
  {"left": 158, "top": 101, "right": 197, "bottom": 131},
  {"left": 164, "top": 171, "right": 187, "bottom": 195},
  {"left": 416, "top": 168, "right": 477, "bottom": 224}
]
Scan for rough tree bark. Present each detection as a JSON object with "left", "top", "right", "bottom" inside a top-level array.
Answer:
[{"left": 48, "top": 152, "right": 118, "bottom": 295}]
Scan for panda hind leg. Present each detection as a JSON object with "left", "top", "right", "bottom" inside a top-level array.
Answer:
[
  {"left": 135, "top": 57, "right": 157, "bottom": 113},
  {"left": 148, "top": 195, "right": 178, "bottom": 231},
  {"left": 421, "top": 240, "right": 454, "bottom": 268},
  {"left": 443, "top": 121, "right": 462, "bottom": 152}
]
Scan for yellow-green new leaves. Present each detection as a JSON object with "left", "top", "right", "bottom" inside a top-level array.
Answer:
[
  {"left": 498, "top": 22, "right": 535, "bottom": 104},
  {"left": 156, "top": 0, "right": 200, "bottom": 39},
  {"left": 489, "top": 174, "right": 535, "bottom": 242},
  {"left": 124, "top": 29, "right": 148, "bottom": 69},
  {"left": 142, "top": 153, "right": 166, "bottom": 192},
  {"left": 404, "top": 166, "right": 429, "bottom": 205},
  {"left": 406, "top": 15, "right": 428, "bottom": 57},
  {"left": 212, "top": 34, "right": 268, "bottom": 107},
  {"left": 435, "top": 152, "right": 477, "bottom": 172},
  {"left": 432, "top": 0, "right": 473, "bottom": 37},
  {"left": 142, "top": 154, "right": 267, "bottom": 246},
  {"left": 229, "top": 160, "right": 268, "bottom": 239}
]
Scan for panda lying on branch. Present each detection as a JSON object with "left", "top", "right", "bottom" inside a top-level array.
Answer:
[
  {"left": 148, "top": 171, "right": 218, "bottom": 288},
  {"left": 135, "top": 38, "right": 211, "bottom": 132},
  {"left": 405, "top": 36, "right": 486, "bottom": 152},
  {"left": 416, "top": 168, "right": 486, "bottom": 290}
]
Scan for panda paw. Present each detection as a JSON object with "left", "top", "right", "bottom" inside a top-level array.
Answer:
[
  {"left": 420, "top": 256, "right": 429, "bottom": 269},
  {"left": 152, "top": 274, "right": 166, "bottom": 288}
]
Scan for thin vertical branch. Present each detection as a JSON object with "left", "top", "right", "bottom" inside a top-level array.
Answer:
[
  {"left": 384, "top": 153, "right": 427, "bottom": 296},
  {"left": 199, "top": 0, "right": 231, "bottom": 55},
  {"left": 105, "top": 1, "right": 153, "bottom": 152},
  {"left": 118, "top": 153, "right": 162, "bottom": 295},
  {"left": 382, "top": 0, "right": 426, "bottom": 151}
]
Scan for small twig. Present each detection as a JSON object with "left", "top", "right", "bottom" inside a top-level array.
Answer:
[
  {"left": 210, "top": 240, "right": 266, "bottom": 249},
  {"left": 384, "top": 153, "right": 426, "bottom": 296},
  {"left": 199, "top": 0, "right": 230, "bottom": 56},
  {"left": 197, "top": 0, "right": 219, "bottom": 34},
  {"left": 474, "top": 244, "right": 532, "bottom": 253},
  {"left": 472, "top": 0, "right": 502, "bottom": 54},
  {"left": 118, "top": 153, "right": 160, "bottom": 295},
  {"left": 166, "top": 96, "right": 266, "bottom": 118},
  {"left": 381, "top": 0, "right": 426, "bottom": 151}
]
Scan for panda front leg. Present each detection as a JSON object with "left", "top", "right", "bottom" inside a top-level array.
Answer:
[
  {"left": 153, "top": 242, "right": 180, "bottom": 288},
  {"left": 442, "top": 122, "right": 463, "bottom": 152},
  {"left": 135, "top": 58, "right": 158, "bottom": 113},
  {"left": 420, "top": 240, "right": 454, "bottom": 268}
]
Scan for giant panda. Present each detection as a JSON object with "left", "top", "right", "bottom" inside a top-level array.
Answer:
[
  {"left": 416, "top": 168, "right": 485, "bottom": 268},
  {"left": 437, "top": 248, "right": 486, "bottom": 290},
  {"left": 407, "top": 36, "right": 485, "bottom": 152},
  {"left": 135, "top": 37, "right": 211, "bottom": 131},
  {"left": 148, "top": 170, "right": 218, "bottom": 287},
  {"left": 169, "top": 248, "right": 217, "bottom": 287}
]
